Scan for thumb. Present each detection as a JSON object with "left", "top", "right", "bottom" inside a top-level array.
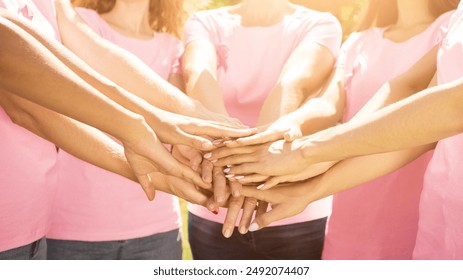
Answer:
[
  {"left": 137, "top": 174, "right": 156, "bottom": 201},
  {"left": 248, "top": 206, "right": 288, "bottom": 232},
  {"left": 284, "top": 127, "right": 302, "bottom": 142}
]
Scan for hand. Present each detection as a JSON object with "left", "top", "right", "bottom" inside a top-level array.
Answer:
[
  {"left": 210, "top": 139, "right": 312, "bottom": 179},
  {"left": 222, "top": 196, "right": 268, "bottom": 238},
  {"left": 146, "top": 107, "right": 256, "bottom": 151},
  {"left": 253, "top": 161, "right": 337, "bottom": 190},
  {"left": 224, "top": 114, "right": 303, "bottom": 148},
  {"left": 171, "top": 145, "right": 203, "bottom": 172},
  {"left": 122, "top": 128, "right": 210, "bottom": 192},
  {"left": 239, "top": 179, "right": 321, "bottom": 231}
]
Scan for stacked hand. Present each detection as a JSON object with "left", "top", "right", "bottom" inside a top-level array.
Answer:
[{"left": 164, "top": 116, "right": 337, "bottom": 237}]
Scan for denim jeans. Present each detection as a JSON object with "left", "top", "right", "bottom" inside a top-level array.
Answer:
[
  {"left": 47, "top": 229, "right": 182, "bottom": 260},
  {"left": 0, "top": 237, "right": 47, "bottom": 260},
  {"left": 188, "top": 213, "right": 327, "bottom": 260}
]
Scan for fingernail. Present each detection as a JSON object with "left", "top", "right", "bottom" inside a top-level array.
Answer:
[
  {"left": 223, "top": 168, "right": 230, "bottom": 173},
  {"left": 248, "top": 223, "right": 259, "bottom": 232},
  {"left": 224, "top": 140, "right": 233, "bottom": 145},
  {"left": 225, "top": 174, "right": 235, "bottom": 179},
  {"left": 204, "top": 152, "right": 212, "bottom": 159},
  {"left": 257, "top": 184, "right": 265, "bottom": 190},
  {"left": 224, "top": 228, "right": 233, "bottom": 238},
  {"left": 227, "top": 164, "right": 234, "bottom": 168},
  {"left": 203, "top": 176, "right": 212, "bottom": 183},
  {"left": 212, "top": 210, "right": 219, "bottom": 215},
  {"left": 239, "top": 226, "right": 247, "bottom": 234},
  {"left": 202, "top": 141, "right": 213, "bottom": 149},
  {"left": 234, "top": 176, "right": 245, "bottom": 180},
  {"left": 211, "top": 159, "right": 218, "bottom": 163},
  {"left": 232, "top": 190, "right": 240, "bottom": 197}
]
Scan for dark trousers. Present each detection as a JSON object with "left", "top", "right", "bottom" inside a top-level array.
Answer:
[{"left": 188, "top": 212, "right": 327, "bottom": 260}]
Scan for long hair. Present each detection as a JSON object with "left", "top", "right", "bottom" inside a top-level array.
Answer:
[
  {"left": 71, "top": 0, "right": 185, "bottom": 38},
  {"left": 355, "top": 0, "right": 459, "bottom": 32}
]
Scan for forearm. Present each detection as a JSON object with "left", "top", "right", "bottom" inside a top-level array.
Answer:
[
  {"left": 302, "top": 77, "right": 463, "bottom": 163},
  {"left": 0, "top": 92, "right": 136, "bottom": 181},
  {"left": 183, "top": 41, "right": 230, "bottom": 116},
  {"left": 0, "top": 15, "right": 148, "bottom": 143},
  {"left": 352, "top": 46, "right": 438, "bottom": 121},
  {"left": 257, "top": 43, "right": 335, "bottom": 125},
  {"left": 304, "top": 144, "right": 434, "bottom": 203},
  {"left": 54, "top": 0, "right": 202, "bottom": 117}
]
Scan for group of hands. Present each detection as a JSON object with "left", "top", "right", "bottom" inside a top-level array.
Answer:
[{"left": 120, "top": 110, "right": 336, "bottom": 238}]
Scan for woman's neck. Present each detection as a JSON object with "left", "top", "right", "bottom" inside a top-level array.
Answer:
[
  {"left": 384, "top": 0, "right": 435, "bottom": 42},
  {"left": 230, "top": 0, "right": 294, "bottom": 27},
  {"left": 101, "top": 0, "right": 153, "bottom": 39},
  {"left": 395, "top": 0, "right": 434, "bottom": 28}
]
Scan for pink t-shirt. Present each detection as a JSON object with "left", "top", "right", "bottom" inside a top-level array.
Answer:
[
  {"left": 323, "top": 12, "right": 452, "bottom": 260},
  {"left": 414, "top": 3, "right": 463, "bottom": 259},
  {"left": 185, "top": 5, "right": 342, "bottom": 226},
  {"left": 47, "top": 8, "right": 182, "bottom": 241},
  {"left": 0, "top": 0, "right": 58, "bottom": 252}
]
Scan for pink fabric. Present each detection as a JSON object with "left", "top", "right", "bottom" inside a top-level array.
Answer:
[
  {"left": 0, "top": 0, "right": 58, "bottom": 252},
  {"left": 186, "top": 5, "right": 342, "bottom": 226},
  {"left": 31, "top": 0, "right": 61, "bottom": 42},
  {"left": 414, "top": 3, "right": 463, "bottom": 259},
  {"left": 323, "top": 12, "right": 453, "bottom": 259},
  {"left": 74, "top": 8, "right": 183, "bottom": 78},
  {"left": 47, "top": 8, "right": 181, "bottom": 241}
]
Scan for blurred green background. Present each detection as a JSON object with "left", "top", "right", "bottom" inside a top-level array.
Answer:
[{"left": 180, "top": 0, "right": 366, "bottom": 260}]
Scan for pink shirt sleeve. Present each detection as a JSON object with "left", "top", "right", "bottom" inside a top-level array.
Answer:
[
  {"left": 170, "top": 41, "right": 184, "bottom": 75},
  {"left": 184, "top": 12, "right": 218, "bottom": 46},
  {"left": 297, "top": 12, "right": 343, "bottom": 58}
]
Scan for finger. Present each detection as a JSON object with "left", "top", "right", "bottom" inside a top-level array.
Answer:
[
  {"left": 229, "top": 180, "right": 242, "bottom": 198},
  {"left": 257, "top": 176, "right": 284, "bottom": 190},
  {"left": 225, "top": 130, "right": 283, "bottom": 148},
  {"left": 248, "top": 206, "right": 291, "bottom": 232},
  {"left": 174, "top": 162, "right": 210, "bottom": 190},
  {"left": 227, "top": 162, "right": 260, "bottom": 176},
  {"left": 256, "top": 201, "right": 269, "bottom": 217},
  {"left": 201, "top": 159, "right": 214, "bottom": 184},
  {"left": 136, "top": 173, "right": 156, "bottom": 201},
  {"left": 214, "top": 154, "right": 260, "bottom": 167},
  {"left": 222, "top": 196, "right": 245, "bottom": 238},
  {"left": 213, "top": 167, "right": 227, "bottom": 204},
  {"left": 284, "top": 127, "right": 302, "bottom": 142},
  {"left": 177, "top": 131, "right": 215, "bottom": 151},
  {"left": 186, "top": 123, "right": 257, "bottom": 140},
  {"left": 240, "top": 186, "right": 269, "bottom": 203},
  {"left": 171, "top": 146, "right": 190, "bottom": 166},
  {"left": 235, "top": 174, "right": 269, "bottom": 184},
  {"left": 204, "top": 146, "right": 256, "bottom": 161},
  {"left": 238, "top": 197, "right": 258, "bottom": 234}
]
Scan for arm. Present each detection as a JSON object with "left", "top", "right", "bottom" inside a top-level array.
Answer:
[
  {"left": 0, "top": 10, "right": 255, "bottom": 151},
  {"left": 53, "top": 0, "right": 212, "bottom": 119},
  {"left": 257, "top": 40, "right": 336, "bottom": 125},
  {"left": 0, "top": 90, "right": 214, "bottom": 205},
  {"left": 241, "top": 143, "right": 434, "bottom": 230},
  {"left": 302, "top": 76, "right": 463, "bottom": 163},
  {"left": 0, "top": 91, "right": 134, "bottom": 180},
  {"left": 182, "top": 38, "right": 230, "bottom": 117},
  {"left": 352, "top": 46, "right": 439, "bottom": 120},
  {"left": 0, "top": 14, "right": 212, "bottom": 189}
]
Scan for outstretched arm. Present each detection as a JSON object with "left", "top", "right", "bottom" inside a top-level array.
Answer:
[{"left": 53, "top": 0, "right": 214, "bottom": 120}]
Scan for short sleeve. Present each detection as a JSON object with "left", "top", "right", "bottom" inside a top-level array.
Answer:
[
  {"left": 299, "top": 12, "right": 343, "bottom": 58},
  {"left": 170, "top": 40, "right": 184, "bottom": 75},
  {"left": 184, "top": 12, "right": 216, "bottom": 46},
  {"left": 335, "top": 31, "right": 361, "bottom": 70},
  {"left": 75, "top": 7, "right": 105, "bottom": 37}
]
